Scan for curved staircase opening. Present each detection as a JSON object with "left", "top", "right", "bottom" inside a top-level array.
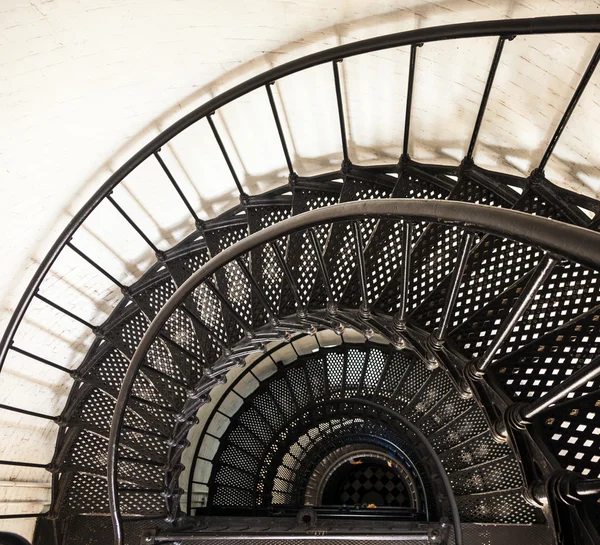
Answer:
[{"left": 2, "top": 14, "right": 600, "bottom": 545}]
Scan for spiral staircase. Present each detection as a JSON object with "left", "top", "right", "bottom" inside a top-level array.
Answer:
[{"left": 2, "top": 14, "right": 600, "bottom": 545}]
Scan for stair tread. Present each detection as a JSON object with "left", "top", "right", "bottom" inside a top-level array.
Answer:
[
  {"left": 374, "top": 175, "right": 510, "bottom": 315},
  {"left": 490, "top": 305, "right": 600, "bottom": 404},
  {"left": 450, "top": 260, "right": 600, "bottom": 364},
  {"left": 278, "top": 179, "right": 342, "bottom": 317},
  {"left": 340, "top": 166, "right": 450, "bottom": 308},
  {"left": 308, "top": 175, "right": 395, "bottom": 309}
]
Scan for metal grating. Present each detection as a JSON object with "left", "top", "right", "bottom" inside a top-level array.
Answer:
[
  {"left": 205, "top": 221, "right": 250, "bottom": 342},
  {"left": 455, "top": 489, "right": 538, "bottom": 524},
  {"left": 248, "top": 202, "right": 292, "bottom": 325},
  {"left": 491, "top": 306, "right": 600, "bottom": 402},
  {"left": 537, "top": 390, "right": 600, "bottom": 478},
  {"left": 278, "top": 182, "right": 341, "bottom": 316},
  {"left": 376, "top": 177, "right": 506, "bottom": 314},
  {"left": 310, "top": 177, "right": 393, "bottom": 308},
  {"left": 411, "top": 236, "right": 542, "bottom": 332},
  {"left": 452, "top": 261, "right": 600, "bottom": 363}
]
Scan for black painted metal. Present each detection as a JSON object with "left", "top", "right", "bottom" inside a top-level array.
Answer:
[
  {"left": 393, "top": 221, "right": 413, "bottom": 332},
  {"left": 107, "top": 194, "right": 161, "bottom": 255},
  {"left": 472, "top": 254, "right": 559, "bottom": 375},
  {"left": 265, "top": 83, "right": 294, "bottom": 176},
  {"left": 154, "top": 151, "right": 201, "bottom": 224},
  {"left": 35, "top": 294, "right": 94, "bottom": 330},
  {"left": 4, "top": 14, "right": 600, "bottom": 378},
  {"left": 107, "top": 199, "right": 600, "bottom": 543},
  {"left": 431, "top": 231, "right": 474, "bottom": 346},
  {"left": 10, "top": 345, "right": 72, "bottom": 375},
  {"left": 67, "top": 241, "right": 126, "bottom": 291},
  {"left": 402, "top": 44, "right": 419, "bottom": 158},
  {"left": 2, "top": 14, "right": 600, "bottom": 544},
  {"left": 320, "top": 398, "right": 463, "bottom": 545},
  {"left": 308, "top": 229, "right": 336, "bottom": 311},
  {"left": 206, "top": 115, "right": 245, "bottom": 198},
  {"left": 576, "top": 480, "right": 600, "bottom": 497},
  {"left": 353, "top": 221, "right": 369, "bottom": 316},
  {"left": 523, "top": 354, "right": 600, "bottom": 421},
  {"left": 332, "top": 60, "right": 349, "bottom": 164},
  {"left": 466, "top": 37, "right": 507, "bottom": 160}
]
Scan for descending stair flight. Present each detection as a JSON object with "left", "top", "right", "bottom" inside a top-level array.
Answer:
[{"left": 1, "top": 14, "right": 600, "bottom": 545}]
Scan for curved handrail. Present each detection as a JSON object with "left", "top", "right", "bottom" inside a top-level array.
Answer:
[
  {"left": 184, "top": 331, "right": 311, "bottom": 513},
  {"left": 3, "top": 14, "right": 600, "bottom": 372},
  {"left": 1, "top": 13, "right": 600, "bottom": 525},
  {"left": 108, "top": 199, "right": 600, "bottom": 543}
]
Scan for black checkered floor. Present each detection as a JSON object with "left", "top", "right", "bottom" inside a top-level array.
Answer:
[{"left": 336, "top": 464, "right": 409, "bottom": 507}]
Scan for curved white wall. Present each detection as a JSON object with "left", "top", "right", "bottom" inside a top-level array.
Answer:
[{"left": 1, "top": 0, "right": 599, "bottom": 539}]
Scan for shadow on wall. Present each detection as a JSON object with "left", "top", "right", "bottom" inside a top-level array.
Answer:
[
  {"left": 2, "top": 0, "right": 522, "bottom": 318},
  {"left": 3, "top": 0, "right": 600, "bottom": 365}
]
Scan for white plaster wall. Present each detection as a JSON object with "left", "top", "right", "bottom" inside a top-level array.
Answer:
[{"left": 1, "top": 0, "right": 600, "bottom": 539}]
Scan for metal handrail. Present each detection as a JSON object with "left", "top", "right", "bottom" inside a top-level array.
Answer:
[
  {"left": 1, "top": 14, "right": 600, "bottom": 523},
  {"left": 3, "top": 14, "right": 600, "bottom": 372},
  {"left": 184, "top": 331, "right": 310, "bottom": 513},
  {"left": 108, "top": 199, "right": 600, "bottom": 543}
]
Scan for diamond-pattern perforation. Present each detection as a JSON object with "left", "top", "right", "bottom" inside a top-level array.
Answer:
[
  {"left": 375, "top": 177, "right": 506, "bottom": 314},
  {"left": 249, "top": 203, "right": 293, "bottom": 325},
  {"left": 456, "top": 490, "right": 537, "bottom": 523},
  {"left": 450, "top": 456, "right": 522, "bottom": 495},
  {"left": 166, "top": 247, "right": 210, "bottom": 286},
  {"left": 310, "top": 178, "right": 392, "bottom": 308},
  {"left": 279, "top": 183, "right": 341, "bottom": 316},
  {"left": 440, "top": 432, "right": 511, "bottom": 473},
  {"left": 452, "top": 261, "right": 600, "bottom": 363},
  {"left": 103, "top": 310, "right": 150, "bottom": 358},
  {"left": 53, "top": 162, "right": 600, "bottom": 529},
  {"left": 492, "top": 307, "right": 600, "bottom": 402},
  {"left": 411, "top": 236, "right": 542, "bottom": 332},
  {"left": 205, "top": 222, "right": 250, "bottom": 341},
  {"left": 537, "top": 391, "right": 600, "bottom": 477}
]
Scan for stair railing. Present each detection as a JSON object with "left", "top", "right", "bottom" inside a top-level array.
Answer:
[{"left": 108, "top": 199, "right": 600, "bottom": 544}]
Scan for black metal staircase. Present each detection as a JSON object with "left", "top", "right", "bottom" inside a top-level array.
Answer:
[{"left": 1, "top": 14, "right": 600, "bottom": 545}]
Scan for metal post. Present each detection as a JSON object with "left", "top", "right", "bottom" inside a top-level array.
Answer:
[
  {"left": 393, "top": 221, "right": 413, "bottom": 331},
  {"left": 206, "top": 114, "right": 246, "bottom": 197},
  {"left": 266, "top": 83, "right": 294, "bottom": 176},
  {"left": 0, "top": 403, "right": 59, "bottom": 422},
  {"left": 467, "top": 37, "right": 506, "bottom": 159},
  {"left": 403, "top": 44, "right": 420, "bottom": 158},
  {"left": 431, "top": 231, "right": 475, "bottom": 346},
  {"left": 332, "top": 60, "right": 349, "bottom": 164},
  {"left": 474, "top": 254, "right": 558, "bottom": 375},
  {"left": 521, "top": 354, "right": 600, "bottom": 421},
  {"left": 154, "top": 151, "right": 201, "bottom": 223},
  {"left": 353, "top": 222, "right": 369, "bottom": 316},
  {"left": 107, "top": 195, "right": 161, "bottom": 254},
  {"left": 35, "top": 294, "right": 94, "bottom": 330},
  {"left": 0, "top": 460, "right": 49, "bottom": 469},
  {"left": 67, "top": 241, "right": 126, "bottom": 290},
  {"left": 10, "top": 345, "right": 72, "bottom": 375},
  {"left": 307, "top": 229, "right": 335, "bottom": 312}
]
